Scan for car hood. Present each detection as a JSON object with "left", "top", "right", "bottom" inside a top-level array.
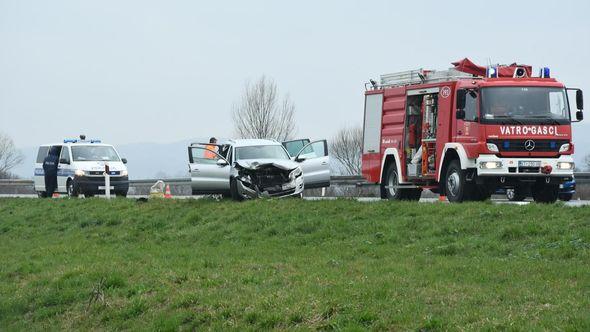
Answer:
[
  {"left": 234, "top": 159, "right": 299, "bottom": 171},
  {"left": 74, "top": 161, "right": 127, "bottom": 172}
]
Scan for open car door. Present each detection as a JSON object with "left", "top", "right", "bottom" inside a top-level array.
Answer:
[
  {"left": 188, "top": 144, "right": 231, "bottom": 195},
  {"left": 291, "top": 139, "right": 330, "bottom": 189}
]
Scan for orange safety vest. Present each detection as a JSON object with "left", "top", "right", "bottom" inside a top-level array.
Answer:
[{"left": 204, "top": 145, "right": 217, "bottom": 159}]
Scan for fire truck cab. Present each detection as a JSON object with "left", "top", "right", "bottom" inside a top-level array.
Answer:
[{"left": 362, "top": 59, "right": 583, "bottom": 203}]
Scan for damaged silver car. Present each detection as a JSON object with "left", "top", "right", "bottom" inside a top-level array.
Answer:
[{"left": 188, "top": 139, "right": 330, "bottom": 200}]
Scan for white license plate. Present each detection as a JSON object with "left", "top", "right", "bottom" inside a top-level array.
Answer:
[{"left": 519, "top": 161, "right": 541, "bottom": 167}]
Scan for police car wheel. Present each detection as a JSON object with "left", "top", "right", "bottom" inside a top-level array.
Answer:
[
  {"left": 37, "top": 191, "right": 48, "bottom": 198},
  {"left": 67, "top": 180, "right": 79, "bottom": 198}
]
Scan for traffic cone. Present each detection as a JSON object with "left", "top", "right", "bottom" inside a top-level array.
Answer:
[
  {"left": 52, "top": 192, "right": 60, "bottom": 198},
  {"left": 438, "top": 195, "right": 446, "bottom": 202},
  {"left": 164, "top": 184, "right": 172, "bottom": 199}
]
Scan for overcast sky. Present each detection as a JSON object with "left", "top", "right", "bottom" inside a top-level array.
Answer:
[{"left": 1, "top": 0, "right": 589, "bottom": 161}]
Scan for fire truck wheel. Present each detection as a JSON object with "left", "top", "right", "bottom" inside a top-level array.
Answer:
[
  {"left": 532, "top": 184, "right": 559, "bottom": 203},
  {"left": 381, "top": 163, "right": 402, "bottom": 200},
  {"left": 444, "top": 160, "right": 470, "bottom": 203}
]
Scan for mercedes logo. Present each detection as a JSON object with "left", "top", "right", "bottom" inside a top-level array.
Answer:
[{"left": 524, "top": 140, "right": 535, "bottom": 151}]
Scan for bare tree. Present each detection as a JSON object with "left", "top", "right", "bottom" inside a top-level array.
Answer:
[
  {"left": 232, "top": 76, "right": 296, "bottom": 141},
  {"left": 584, "top": 154, "right": 590, "bottom": 171},
  {"left": 0, "top": 133, "right": 24, "bottom": 178},
  {"left": 329, "top": 125, "right": 363, "bottom": 175}
]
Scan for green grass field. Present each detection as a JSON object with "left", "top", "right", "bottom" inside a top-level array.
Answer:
[{"left": 0, "top": 198, "right": 589, "bottom": 331}]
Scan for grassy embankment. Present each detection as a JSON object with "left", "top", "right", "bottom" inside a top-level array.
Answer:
[{"left": 0, "top": 198, "right": 589, "bottom": 330}]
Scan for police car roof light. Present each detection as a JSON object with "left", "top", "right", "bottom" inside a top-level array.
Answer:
[
  {"left": 63, "top": 139, "right": 78, "bottom": 143},
  {"left": 91, "top": 139, "right": 102, "bottom": 143}
]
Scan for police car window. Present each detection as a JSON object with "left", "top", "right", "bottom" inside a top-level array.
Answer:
[
  {"left": 36, "top": 147, "right": 49, "bottom": 163},
  {"left": 59, "top": 147, "right": 71, "bottom": 164},
  {"left": 71, "top": 146, "right": 120, "bottom": 162}
]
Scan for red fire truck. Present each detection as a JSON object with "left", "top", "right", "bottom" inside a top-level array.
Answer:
[{"left": 361, "top": 58, "right": 584, "bottom": 203}]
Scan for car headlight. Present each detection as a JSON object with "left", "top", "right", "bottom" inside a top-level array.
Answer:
[
  {"left": 557, "top": 162, "right": 574, "bottom": 170},
  {"left": 559, "top": 143, "right": 570, "bottom": 153},
  {"left": 74, "top": 169, "right": 85, "bottom": 176},
  {"left": 479, "top": 161, "right": 502, "bottom": 169},
  {"left": 486, "top": 143, "right": 499, "bottom": 153},
  {"left": 120, "top": 170, "right": 128, "bottom": 176},
  {"left": 290, "top": 167, "right": 302, "bottom": 180}
]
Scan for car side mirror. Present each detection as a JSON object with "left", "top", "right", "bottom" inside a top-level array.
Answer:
[
  {"left": 295, "top": 156, "right": 307, "bottom": 162},
  {"left": 121, "top": 158, "right": 127, "bottom": 164},
  {"left": 456, "top": 89, "right": 466, "bottom": 110},
  {"left": 216, "top": 159, "right": 228, "bottom": 166},
  {"left": 456, "top": 109, "right": 466, "bottom": 120},
  {"left": 576, "top": 90, "right": 584, "bottom": 110},
  {"left": 59, "top": 158, "right": 69, "bottom": 164},
  {"left": 576, "top": 111, "right": 583, "bottom": 121}
]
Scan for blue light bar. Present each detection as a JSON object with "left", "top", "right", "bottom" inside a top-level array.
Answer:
[
  {"left": 91, "top": 139, "right": 102, "bottom": 143},
  {"left": 486, "top": 66, "right": 498, "bottom": 78},
  {"left": 540, "top": 67, "right": 550, "bottom": 78},
  {"left": 64, "top": 139, "right": 78, "bottom": 143}
]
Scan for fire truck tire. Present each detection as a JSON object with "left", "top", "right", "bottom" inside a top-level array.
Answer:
[
  {"left": 444, "top": 160, "right": 472, "bottom": 203},
  {"left": 532, "top": 184, "right": 559, "bottom": 203},
  {"left": 381, "top": 163, "right": 403, "bottom": 200}
]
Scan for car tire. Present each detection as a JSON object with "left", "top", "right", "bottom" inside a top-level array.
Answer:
[
  {"left": 444, "top": 160, "right": 471, "bottom": 203},
  {"left": 532, "top": 184, "right": 559, "bottom": 204},
  {"left": 230, "top": 178, "right": 244, "bottom": 201},
  {"left": 506, "top": 187, "right": 526, "bottom": 201},
  {"left": 558, "top": 193, "right": 573, "bottom": 202},
  {"left": 67, "top": 179, "right": 80, "bottom": 198},
  {"left": 37, "top": 191, "right": 48, "bottom": 198}
]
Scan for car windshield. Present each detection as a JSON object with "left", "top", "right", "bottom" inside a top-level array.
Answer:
[
  {"left": 480, "top": 87, "right": 570, "bottom": 124},
  {"left": 235, "top": 145, "right": 290, "bottom": 160},
  {"left": 71, "top": 146, "right": 120, "bottom": 162}
]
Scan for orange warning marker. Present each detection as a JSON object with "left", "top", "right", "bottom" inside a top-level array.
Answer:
[
  {"left": 438, "top": 195, "right": 447, "bottom": 202},
  {"left": 164, "top": 184, "right": 172, "bottom": 199},
  {"left": 52, "top": 192, "right": 60, "bottom": 198}
]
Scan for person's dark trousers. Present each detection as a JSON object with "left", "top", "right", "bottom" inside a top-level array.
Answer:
[{"left": 44, "top": 175, "right": 57, "bottom": 197}]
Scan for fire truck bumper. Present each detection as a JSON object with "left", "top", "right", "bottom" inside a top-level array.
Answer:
[{"left": 475, "top": 154, "right": 574, "bottom": 179}]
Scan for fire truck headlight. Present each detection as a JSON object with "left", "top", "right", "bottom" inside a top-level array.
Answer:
[
  {"left": 479, "top": 161, "right": 503, "bottom": 169},
  {"left": 559, "top": 143, "right": 570, "bottom": 152},
  {"left": 557, "top": 162, "right": 574, "bottom": 170},
  {"left": 486, "top": 143, "right": 499, "bottom": 153}
]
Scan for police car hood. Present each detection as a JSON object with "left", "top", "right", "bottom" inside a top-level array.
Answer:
[
  {"left": 76, "top": 161, "right": 126, "bottom": 172},
  {"left": 235, "top": 159, "right": 299, "bottom": 171}
]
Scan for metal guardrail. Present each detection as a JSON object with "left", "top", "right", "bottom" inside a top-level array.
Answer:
[{"left": 1, "top": 173, "right": 589, "bottom": 187}]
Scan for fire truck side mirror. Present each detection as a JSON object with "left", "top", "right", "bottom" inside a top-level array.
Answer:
[
  {"left": 576, "top": 90, "right": 583, "bottom": 110},
  {"left": 456, "top": 89, "right": 466, "bottom": 110}
]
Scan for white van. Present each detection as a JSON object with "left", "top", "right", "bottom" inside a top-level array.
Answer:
[{"left": 34, "top": 136, "right": 129, "bottom": 197}]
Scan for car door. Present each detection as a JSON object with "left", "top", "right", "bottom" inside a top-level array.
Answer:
[
  {"left": 293, "top": 140, "right": 331, "bottom": 188},
  {"left": 34, "top": 146, "right": 50, "bottom": 191},
  {"left": 188, "top": 145, "right": 231, "bottom": 194},
  {"left": 57, "top": 146, "right": 71, "bottom": 192}
]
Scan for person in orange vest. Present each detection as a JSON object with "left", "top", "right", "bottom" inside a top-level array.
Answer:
[{"left": 204, "top": 137, "right": 218, "bottom": 159}]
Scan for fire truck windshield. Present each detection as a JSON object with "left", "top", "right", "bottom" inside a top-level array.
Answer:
[{"left": 480, "top": 87, "right": 570, "bottom": 125}]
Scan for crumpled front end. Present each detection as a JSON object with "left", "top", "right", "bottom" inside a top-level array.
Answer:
[{"left": 234, "top": 161, "right": 304, "bottom": 198}]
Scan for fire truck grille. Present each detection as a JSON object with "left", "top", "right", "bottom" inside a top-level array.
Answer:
[{"left": 487, "top": 139, "right": 569, "bottom": 153}]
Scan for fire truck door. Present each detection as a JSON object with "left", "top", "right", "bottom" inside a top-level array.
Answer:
[{"left": 454, "top": 89, "right": 480, "bottom": 144}]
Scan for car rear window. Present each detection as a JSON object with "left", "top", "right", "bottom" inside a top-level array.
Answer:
[{"left": 36, "top": 146, "right": 49, "bottom": 163}]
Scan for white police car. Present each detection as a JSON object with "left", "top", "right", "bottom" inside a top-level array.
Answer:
[{"left": 34, "top": 135, "right": 129, "bottom": 197}]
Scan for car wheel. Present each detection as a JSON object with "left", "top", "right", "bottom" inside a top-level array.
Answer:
[
  {"left": 444, "top": 160, "right": 470, "bottom": 203},
  {"left": 37, "top": 191, "right": 48, "bottom": 198},
  {"left": 558, "top": 193, "right": 573, "bottom": 202},
  {"left": 532, "top": 184, "right": 559, "bottom": 203},
  {"left": 230, "top": 178, "right": 244, "bottom": 201},
  {"left": 507, "top": 187, "right": 526, "bottom": 201},
  {"left": 67, "top": 179, "right": 79, "bottom": 198}
]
